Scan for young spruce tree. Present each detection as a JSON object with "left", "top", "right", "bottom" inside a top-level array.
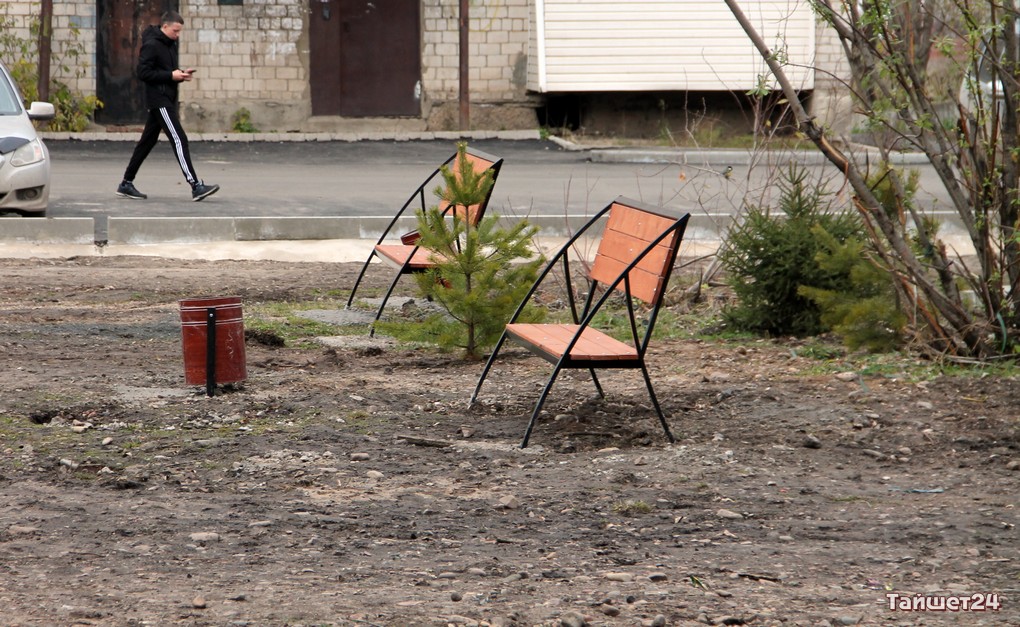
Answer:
[{"left": 412, "top": 143, "right": 545, "bottom": 360}]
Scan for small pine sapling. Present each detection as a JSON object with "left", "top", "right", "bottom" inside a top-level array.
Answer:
[{"left": 411, "top": 143, "right": 545, "bottom": 359}]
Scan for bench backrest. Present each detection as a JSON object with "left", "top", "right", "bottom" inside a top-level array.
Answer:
[
  {"left": 589, "top": 199, "right": 686, "bottom": 305},
  {"left": 438, "top": 148, "right": 502, "bottom": 225}
]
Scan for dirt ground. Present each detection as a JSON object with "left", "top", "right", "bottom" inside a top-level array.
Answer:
[{"left": 0, "top": 255, "right": 1017, "bottom": 627}]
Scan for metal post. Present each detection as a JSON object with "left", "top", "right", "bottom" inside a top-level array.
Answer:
[
  {"left": 205, "top": 307, "right": 217, "bottom": 397},
  {"left": 38, "top": 0, "right": 53, "bottom": 101},
  {"left": 459, "top": 0, "right": 470, "bottom": 130}
]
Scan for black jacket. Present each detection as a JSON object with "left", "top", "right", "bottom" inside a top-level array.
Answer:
[{"left": 136, "top": 25, "right": 179, "bottom": 110}]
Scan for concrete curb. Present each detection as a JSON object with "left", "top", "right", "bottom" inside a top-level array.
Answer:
[
  {"left": 42, "top": 130, "right": 931, "bottom": 167},
  {"left": 587, "top": 146, "right": 932, "bottom": 166},
  {"left": 41, "top": 129, "right": 545, "bottom": 143},
  {"left": 2, "top": 213, "right": 731, "bottom": 245},
  {"left": 0, "top": 212, "right": 731, "bottom": 261},
  {"left": 0, "top": 217, "right": 96, "bottom": 244}
]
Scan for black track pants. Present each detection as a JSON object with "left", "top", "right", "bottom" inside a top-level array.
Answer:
[{"left": 123, "top": 106, "right": 198, "bottom": 186}]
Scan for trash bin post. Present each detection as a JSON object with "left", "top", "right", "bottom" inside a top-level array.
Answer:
[
  {"left": 179, "top": 296, "right": 247, "bottom": 392},
  {"left": 205, "top": 307, "right": 217, "bottom": 397}
]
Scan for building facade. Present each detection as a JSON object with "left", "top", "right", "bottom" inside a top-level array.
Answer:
[{"left": 1, "top": 0, "right": 850, "bottom": 135}]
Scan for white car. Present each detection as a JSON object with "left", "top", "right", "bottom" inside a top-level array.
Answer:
[{"left": 0, "top": 60, "right": 55, "bottom": 217}]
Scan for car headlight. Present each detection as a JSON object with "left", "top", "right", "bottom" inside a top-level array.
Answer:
[{"left": 10, "top": 138, "right": 45, "bottom": 167}]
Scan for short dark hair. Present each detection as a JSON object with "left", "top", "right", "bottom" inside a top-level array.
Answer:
[{"left": 161, "top": 11, "right": 184, "bottom": 26}]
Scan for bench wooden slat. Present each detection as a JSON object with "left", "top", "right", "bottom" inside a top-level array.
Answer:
[
  {"left": 589, "top": 202, "right": 681, "bottom": 303},
  {"left": 374, "top": 244, "right": 439, "bottom": 271},
  {"left": 590, "top": 254, "right": 670, "bottom": 303},
  {"left": 441, "top": 153, "right": 495, "bottom": 224},
  {"left": 604, "top": 203, "right": 677, "bottom": 241},
  {"left": 507, "top": 323, "right": 638, "bottom": 361},
  {"left": 596, "top": 231, "right": 674, "bottom": 270},
  {"left": 394, "top": 153, "right": 496, "bottom": 252}
]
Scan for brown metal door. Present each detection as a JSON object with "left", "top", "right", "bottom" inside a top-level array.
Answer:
[
  {"left": 310, "top": 0, "right": 421, "bottom": 117},
  {"left": 309, "top": 0, "right": 343, "bottom": 115},
  {"left": 96, "top": 0, "right": 178, "bottom": 125}
]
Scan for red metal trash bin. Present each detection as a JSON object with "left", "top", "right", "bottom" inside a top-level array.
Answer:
[{"left": 179, "top": 296, "right": 247, "bottom": 387}]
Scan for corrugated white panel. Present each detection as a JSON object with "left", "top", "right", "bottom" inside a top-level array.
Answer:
[{"left": 530, "top": 0, "right": 816, "bottom": 92}]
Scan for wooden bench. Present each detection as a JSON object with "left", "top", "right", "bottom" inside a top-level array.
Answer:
[
  {"left": 345, "top": 146, "right": 503, "bottom": 332},
  {"left": 470, "top": 196, "right": 691, "bottom": 448}
]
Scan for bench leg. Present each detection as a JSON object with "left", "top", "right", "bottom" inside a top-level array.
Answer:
[
  {"left": 521, "top": 366, "right": 562, "bottom": 448},
  {"left": 588, "top": 368, "right": 605, "bottom": 398},
  {"left": 346, "top": 250, "right": 378, "bottom": 309},
  {"left": 470, "top": 332, "right": 510, "bottom": 406},
  {"left": 369, "top": 268, "right": 406, "bottom": 337},
  {"left": 639, "top": 362, "right": 675, "bottom": 443}
]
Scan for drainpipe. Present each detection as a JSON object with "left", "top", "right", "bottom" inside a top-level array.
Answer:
[
  {"left": 38, "top": 0, "right": 53, "bottom": 101},
  {"left": 459, "top": 0, "right": 469, "bottom": 130}
]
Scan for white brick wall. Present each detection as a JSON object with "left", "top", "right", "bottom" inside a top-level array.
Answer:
[
  {"left": 421, "top": 0, "right": 531, "bottom": 103},
  {"left": 3, "top": 0, "right": 96, "bottom": 96},
  {"left": 180, "top": 1, "right": 306, "bottom": 104},
  {"left": 811, "top": 16, "right": 855, "bottom": 136}
]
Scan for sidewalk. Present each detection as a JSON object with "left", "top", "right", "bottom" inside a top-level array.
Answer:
[
  {"left": 0, "top": 238, "right": 378, "bottom": 263},
  {"left": 0, "top": 224, "right": 723, "bottom": 263}
]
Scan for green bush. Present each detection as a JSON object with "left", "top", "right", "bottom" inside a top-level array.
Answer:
[
  {"left": 798, "top": 227, "right": 906, "bottom": 352},
  {"left": 48, "top": 80, "right": 102, "bottom": 132},
  {"left": 718, "top": 165, "right": 864, "bottom": 336},
  {"left": 231, "top": 107, "right": 258, "bottom": 133}
]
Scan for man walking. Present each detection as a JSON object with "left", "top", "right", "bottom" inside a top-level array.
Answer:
[{"left": 116, "top": 10, "right": 218, "bottom": 202}]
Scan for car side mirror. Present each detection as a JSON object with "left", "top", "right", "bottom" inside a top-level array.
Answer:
[{"left": 27, "top": 101, "right": 55, "bottom": 121}]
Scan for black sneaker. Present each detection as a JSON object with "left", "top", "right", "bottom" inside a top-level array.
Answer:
[
  {"left": 192, "top": 181, "right": 220, "bottom": 202},
  {"left": 116, "top": 181, "right": 147, "bottom": 200}
]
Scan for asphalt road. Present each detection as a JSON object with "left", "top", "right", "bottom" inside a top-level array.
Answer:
[
  {"left": 47, "top": 138, "right": 707, "bottom": 221},
  {"left": 42, "top": 137, "right": 958, "bottom": 240}
]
